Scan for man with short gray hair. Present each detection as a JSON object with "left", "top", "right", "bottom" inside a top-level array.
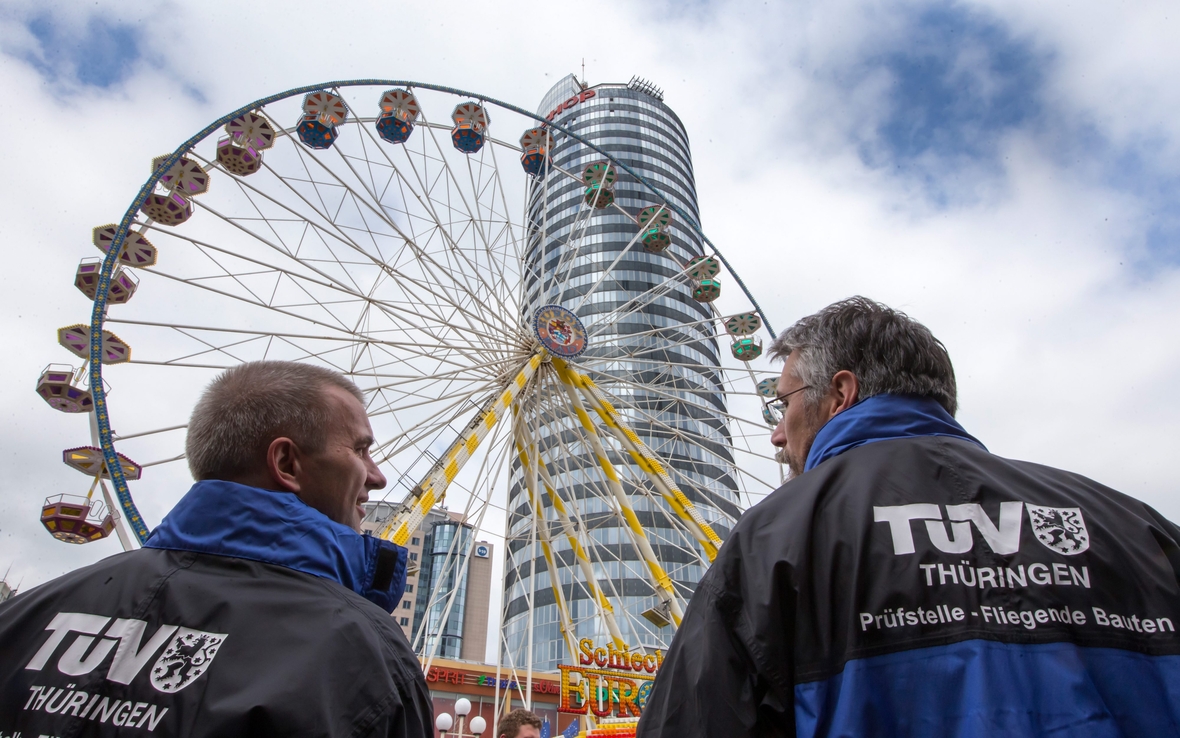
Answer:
[
  {"left": 639, "top": 297, "right": 1180, "bottom": 737},
  {"left": 0, "top": 361, "right": 433, "bottom": 737}
]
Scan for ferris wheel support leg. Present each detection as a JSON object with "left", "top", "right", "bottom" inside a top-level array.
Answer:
[
  {"left": 516, "top": 414, "right": 626, "bottom": 650},
  {"left": 378, "top": 352, "right": 545, "bottom": 546},
  {"left": 512, "top": 432, "right": 579, "bottom": 667},
  {"left": 551, "top": 359, "right": 685, "bottom": 627},
  {"left": 560, "top": 361, "right": 724, "bottom": 562}
]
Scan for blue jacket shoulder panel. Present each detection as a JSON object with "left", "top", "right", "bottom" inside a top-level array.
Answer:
[
  {"left": 805, "top": 393, "right": 985, "bottom": 472},
  {"left": 145, "top": 480, "right": 407, "bottom": 612}
]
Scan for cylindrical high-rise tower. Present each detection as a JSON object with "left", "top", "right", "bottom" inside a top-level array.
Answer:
[{"left": 503, "top": 75, "right": 741, "bottom": 671}]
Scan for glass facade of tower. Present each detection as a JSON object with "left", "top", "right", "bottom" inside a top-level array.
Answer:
[
  {"left": 414, "top": 517, "right": 473, "bottom": 659},
  {"left": 503, "top": 75, "right": 742, "bottom": 671}
]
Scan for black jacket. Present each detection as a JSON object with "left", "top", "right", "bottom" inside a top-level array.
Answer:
[
  {"left": 0, "top": 480, "right": 433, "bottom": 737},
  {"left": 637, "top": 396, "right": 1180, "bottom": 737}
]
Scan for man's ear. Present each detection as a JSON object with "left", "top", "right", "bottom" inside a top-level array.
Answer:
[
  {"left": 266, "top": 437, "right": 302, "bottom": 493},
  {"left": 827, "top": 370, "right": 860, "bottom": 417}
]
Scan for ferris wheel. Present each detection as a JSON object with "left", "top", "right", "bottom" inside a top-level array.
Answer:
[{"left": 36, "top": 80, "right": 785, "bottom": 695}]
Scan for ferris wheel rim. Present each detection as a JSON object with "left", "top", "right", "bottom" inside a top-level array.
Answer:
[
  {"left": 85, "top": 78, "right": 778, "bottom": 545},
  {"left": 59, "top": 81, "right": 787, "bottom": 710}
]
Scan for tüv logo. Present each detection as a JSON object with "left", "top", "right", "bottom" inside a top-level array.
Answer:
[
  {"left": 873, "top": 502, "right": 1089, "bottom": 557},
  {"left": 25, "top": 612, "right": 226, "bottom": 693}
]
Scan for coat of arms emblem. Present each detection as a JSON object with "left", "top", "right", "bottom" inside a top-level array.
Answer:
[
  {"left": 150, "top": 627, "right": 227, "bottom": 693},
  {"left": 1027, "top": 505, "right": 1089, "bottom": 555}
]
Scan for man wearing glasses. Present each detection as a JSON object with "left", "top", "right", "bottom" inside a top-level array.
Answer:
[{"left": 638, "top": 296, "right": 1180, "bottom": 737}]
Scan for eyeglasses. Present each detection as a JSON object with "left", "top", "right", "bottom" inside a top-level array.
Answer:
[{"left": 762, "top": 386, "right": 810, "bottom": 427}]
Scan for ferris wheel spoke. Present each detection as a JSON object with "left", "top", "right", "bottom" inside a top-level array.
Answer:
[
  {"left": 366, "top": 377, "right": 492, "bottom": 424},
  {"left": 537, "top": 196, "right": 593, "bottom": 301},
  {"left": 558, "top": 380, "right": 780, "bottom": 503},
  {"left": 542, "top": 199, "right": 599, "bottom": 303},
  {"left": 374, "top": 114, "right": 518, "bottom": 324},
  {"left": 580, "top": 352, "right": 764, "bottom": 380},
  {"left": 137, "top": 453, "right": 187, "bottom": 469},
  {"left": 579, "top": 366, "right": 773, "bottom": 444},
  {"left": 362, "top": 355, "right": 526, "bottom": 389},
  {"left": 330, "top": 147, "right": 508, "bottom": 331},
  {"left": 213, "top": 148, "right": 511, "bottom": 345},
  {"left": 110, "top": 423, "right": 188, "bottom": 442},
  {"left": 567, "top": 216, "right": 652, "bottom": 314},
  {"left": 569, "top": 401, "right": 748, "bottom": 525},
  {"left": 391, "top": 121, "right": 523, "bottom": 328},
  {"left": 137, "top": 265, "right": 506, "bottom": 371},
  {"left": 106, "top": 318, "right": 513, "bottom": 374},
  {"left": 161, "top": 327, "right": 288, "bottom": 367},
  {"left": 584, "top": 269, "right": 701, "bottom": 339},
  {"left": 467, "top": 145, "right": 526, "bottom": 315},
  {"left": 518, "top": 177, "right": 546, "bottom": 310},
  {"left": 596, "top": 331, "right": 727, "bottom": 366},
  {"left": 194, "top": 152, "right": 382, "bottom": 302},
  {"left": 166, "top": 236, "right": 514, "bottom": 359},
  {"left": 486, "top": 142, "right": 528, "bottom": 289},
  {"left": 608, "top": 455, "right": 712, "bottom": 569},
  {"left": 598, "top": 313, "right": 726, "bottom": 343},
  {"left": 140, "top": 265, "right": 368, "bottom": 339},
  {"left": 369, "top": 383, "right": 502, "bottom": 465},
  {"left": 366, "top": 377, "right": 500, "bottom": 425},
  {"left": 145, "top": 207, "right": 364, "bottom": 299},
  {"left": 577, "top": 361, "right": 726, "bottom": 405}
]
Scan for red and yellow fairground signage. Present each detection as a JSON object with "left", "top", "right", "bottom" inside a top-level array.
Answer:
[{"left": 558, "top": 639, "right": 662, "bottom": 719}]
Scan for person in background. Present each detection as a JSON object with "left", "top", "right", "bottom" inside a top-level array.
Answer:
[
  {"left": 498, "top": 708, "right": 543, "bottom": 738},
  {"left": 0, "top": 361, "right": 433, "bottom": 737},
  {"left": 637, "top": 297, "right": 1180, "bottom": 737}
]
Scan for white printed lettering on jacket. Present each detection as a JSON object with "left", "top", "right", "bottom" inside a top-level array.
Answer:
[
  {"left": 873, "top": 502, "right": 1090, "bottom": 556},
  {"left": 24, "top": 612, "right": 226, "bottom": 694}
]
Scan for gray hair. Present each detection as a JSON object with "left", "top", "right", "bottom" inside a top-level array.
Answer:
[
  {"left": 186, "top": 361, "right": 365, "bottom": 481},
  {"left": 768, "top": 296, "right": 958, "bottom": 415}
]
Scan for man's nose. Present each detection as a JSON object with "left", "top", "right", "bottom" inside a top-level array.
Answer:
[
  {"left": 770, "top": 422, "right": 787, "bottom": 448},
  {"left": 367, "top": 460, "right": 387, "bottom": 490}
]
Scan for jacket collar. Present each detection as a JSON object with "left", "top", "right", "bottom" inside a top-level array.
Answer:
[
  {"left": 805, "top": 394, "right": 986, "bottom": 472},
  {"left": 144, "top": 480, "right": 406, "bottom": 613}
]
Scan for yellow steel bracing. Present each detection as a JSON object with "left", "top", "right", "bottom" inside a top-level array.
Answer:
[
  {"left": 551, "top": 359, "right": 685, "bottom": 627},
  {"left": 516, "top": 412, "right": 626, "bottom": 649},
  {"left": 379, "top": 352, "right": 545, "bottom": 546},
  {"left": 512, "top": 422, "right": 580, "bottom": 664},
  {"left": 555, "top": 358, "right": 723, "bottom": 562}
]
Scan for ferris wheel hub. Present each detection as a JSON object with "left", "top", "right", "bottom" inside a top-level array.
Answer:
[{"left": 533, "top": 305, "right": 588, "bottom": 358}]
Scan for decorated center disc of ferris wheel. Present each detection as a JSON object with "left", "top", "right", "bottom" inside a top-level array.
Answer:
[{"left": 533, "top": 305, "right": 588, "bottom": 358}]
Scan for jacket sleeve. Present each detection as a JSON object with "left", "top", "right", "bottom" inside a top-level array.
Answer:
[
  {"left": 359, "top": 668, "right": 435, "bottom": 738},
  {"left": 635, "top": 560, "right": 795, "bottom": 738}
]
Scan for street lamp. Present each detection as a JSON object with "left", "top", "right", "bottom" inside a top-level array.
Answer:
[{"left": 435, "top": 698, "right": 487, "bottom": 737}]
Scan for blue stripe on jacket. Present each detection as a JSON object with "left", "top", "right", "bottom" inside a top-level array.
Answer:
[
  {"left": 805, "top": 394, "right": 985, "bottom": 472},
  {"left": 795, "top": 639, "right": 1180, "bottom": 736},
  {"left": 145, "top": 479, "right": 407, "bottom": 612}
]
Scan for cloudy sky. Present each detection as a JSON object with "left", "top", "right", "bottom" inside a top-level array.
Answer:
[{"left": 1, "top": 0, "right": 1178, "bottom": 602}]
